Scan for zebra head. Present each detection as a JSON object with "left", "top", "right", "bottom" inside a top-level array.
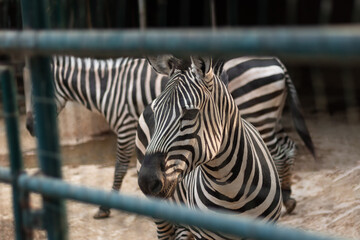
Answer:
[
  {"left": 25, "top": 89, "right": 66, "bottom": 137},
  {"left": 138, "top": 56, "right": 227, "bottom": 198}
]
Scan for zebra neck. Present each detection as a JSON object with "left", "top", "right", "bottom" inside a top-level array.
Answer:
[{"left": 202, "top": 110, "right": 245, "bottom": 181}]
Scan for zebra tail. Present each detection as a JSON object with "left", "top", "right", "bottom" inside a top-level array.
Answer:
[{"left": 284, "top": 71, "right": 316, "bottom": 159}]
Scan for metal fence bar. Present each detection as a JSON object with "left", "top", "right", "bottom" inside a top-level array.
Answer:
[
  {"left": 0, "top": 67, "right": 31, "bottom": 239},
  {"left": 0, "top": 28, "right": 360, "bottom": 62},
  {"left": 20, "top": 0, "right": 68, "bottom": 239},
  {"left": 28, "top": 55, "right": 68, "bottom": 240},
  {"left": 16, "top": 173, "right": 348, "bottom": 240}
]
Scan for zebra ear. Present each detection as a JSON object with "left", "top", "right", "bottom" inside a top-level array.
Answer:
[
  {"left": 147, "top": 55, "right": 179, "bottom": 76},
  {"left": 190, "top": 56, "right": 214, "bottom": 90}
]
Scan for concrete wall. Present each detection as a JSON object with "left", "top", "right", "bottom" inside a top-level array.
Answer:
[{"left": 57, "top": 102, "right": 110, "bottom": 145}]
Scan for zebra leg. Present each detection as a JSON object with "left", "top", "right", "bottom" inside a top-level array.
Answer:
[
  {"left": 272, "top": 130, "right": 297, "bottom": 214},
  {"left": 280, "top": 150, "right": 296, "bottom": 214},
  {"left": 93, "top": 128, "right": 136, "bottom": 219}
]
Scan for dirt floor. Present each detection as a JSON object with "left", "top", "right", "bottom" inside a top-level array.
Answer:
[{"left": 0, "top": 112, "right": 359, "bottom": 240}]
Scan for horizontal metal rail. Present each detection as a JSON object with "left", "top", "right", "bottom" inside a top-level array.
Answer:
[
  {"left": 0, "top": 27, "right": 360, "bottom": 63},
  {"left": 10, "top": 172, "right": 345, "bottom": 240}
]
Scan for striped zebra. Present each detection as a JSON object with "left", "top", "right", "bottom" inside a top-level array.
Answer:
[
  {"left": 223, "top": 57, "right": 315, "bottom": 213},
  {"left": 26, "top": 55, "right": 313, "bottom": 219},
  {"left": 26, "top": 56, "right": 168, "bottom": 218},
  {"left": 136, "top": 56, "right": 282, "bottom": 240}
]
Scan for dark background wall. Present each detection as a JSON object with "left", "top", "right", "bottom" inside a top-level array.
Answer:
[{"left": 1, "top": 0, "right": 359, "bottom": 116}]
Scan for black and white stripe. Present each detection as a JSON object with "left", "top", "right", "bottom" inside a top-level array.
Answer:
[
  {"left": 26, "top": 56, "right": 168, "bottom": 218},
  {"left": 26, "top": 55, "right": 313, "bottom": 219},
  {"left": 137, "top": 56, "right": 282, "bottom": 240},
  {"left": 223, "top": 57, "right": 315, "bottom": 213}
]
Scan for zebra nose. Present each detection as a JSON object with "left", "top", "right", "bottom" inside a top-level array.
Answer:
[
  {"left": 138, "top": 169, "right": 164, "bottom": 196},
  {"left": 148, "top": 178, "right": 163, "bottom": 195},
  {"left": 138, "top": 153, "right": 166, "bottom": 196}
]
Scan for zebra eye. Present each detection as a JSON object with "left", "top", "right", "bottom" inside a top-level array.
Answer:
[{"left": 182, "top": 109, "right": 199, "bottom": 121}]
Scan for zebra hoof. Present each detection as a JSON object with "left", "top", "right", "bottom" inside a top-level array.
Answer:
[
  {"left": 284, "top": 198, "right": 296, "bottom": 214},
  {"left": 93, "top": 208, "right": 111, "bottom": 219}
]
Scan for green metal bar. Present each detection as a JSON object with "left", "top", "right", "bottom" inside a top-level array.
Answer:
[
  {"left": 17, "top": 174, "right": 349, "bottom": 240},
  {"left": 29, "top": 55, "right": 68, "bottom": 240},
  {"left": 0, "top": 28, "right": 360, "bottom": 62},
  {"left": 20, "top": 0, "right": 68, "bottom": 239},
  {"left": 0, "top": 67, "right": 32, "bottom": 240}
]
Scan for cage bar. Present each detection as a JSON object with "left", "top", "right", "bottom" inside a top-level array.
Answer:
[
  {"left": 0, "top": 67, "right": 31, "bottom": 240},
  {"left": 20, "top": 0, "right": 68, "bottom": 239},
  {"left": 14, "top": 173, "right": 348, "bottom": 240},
  {"left": 0, "top": 28, "right": 360, "bottom": 63}
]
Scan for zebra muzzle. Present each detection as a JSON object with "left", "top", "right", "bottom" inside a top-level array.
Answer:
[{"left": 138, "top": 152, "right": 166, "bottom": 197}]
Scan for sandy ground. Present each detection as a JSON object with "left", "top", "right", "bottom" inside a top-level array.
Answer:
[{"left": 1, "top": 112, "right": 360, "bottom": 240}]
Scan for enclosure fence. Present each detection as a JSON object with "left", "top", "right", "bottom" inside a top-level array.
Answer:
[{"left": 0, "top": 1, "right": 358, "bottom": 240}]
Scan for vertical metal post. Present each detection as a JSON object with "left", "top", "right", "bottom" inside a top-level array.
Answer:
[
  {"left": 0, "top": 67, "right": 32, "bottom": 240},
  {"left": 138, "top": 0, "right": 146, "bottom": 29},
  {"left": 20, "top": 0, "right": 68, "bottom": 239},
  {"left": 210, "top": 0, "right": 216, "bottom": 28},
  {"left": 28, "top": 56, "right": 68, "bottom": 240}
]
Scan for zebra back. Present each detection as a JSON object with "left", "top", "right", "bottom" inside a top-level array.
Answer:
[
  {"left": 51, "top": 56, "right": 168, "bottom": 132},
  {"left": 223, "top": 56, "right": 315, "bottom": 157}
]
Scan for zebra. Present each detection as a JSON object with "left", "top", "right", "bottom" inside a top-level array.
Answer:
[
  {"left": 25, "top": 56, "right": 168, "bottom": 219},
  {"left": 223, "top": 57, "right": 315, "bottom": 213},
  {"left": 25, "top": 55, "right": 313, "bottom": 219},
  {"left": 136, "top": 56, "right": 283, "bottom": 240}
]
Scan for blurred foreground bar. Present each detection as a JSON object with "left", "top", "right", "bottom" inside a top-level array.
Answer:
[{"left": 0, "top": 27, "right": 360, "bottom": 64}]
